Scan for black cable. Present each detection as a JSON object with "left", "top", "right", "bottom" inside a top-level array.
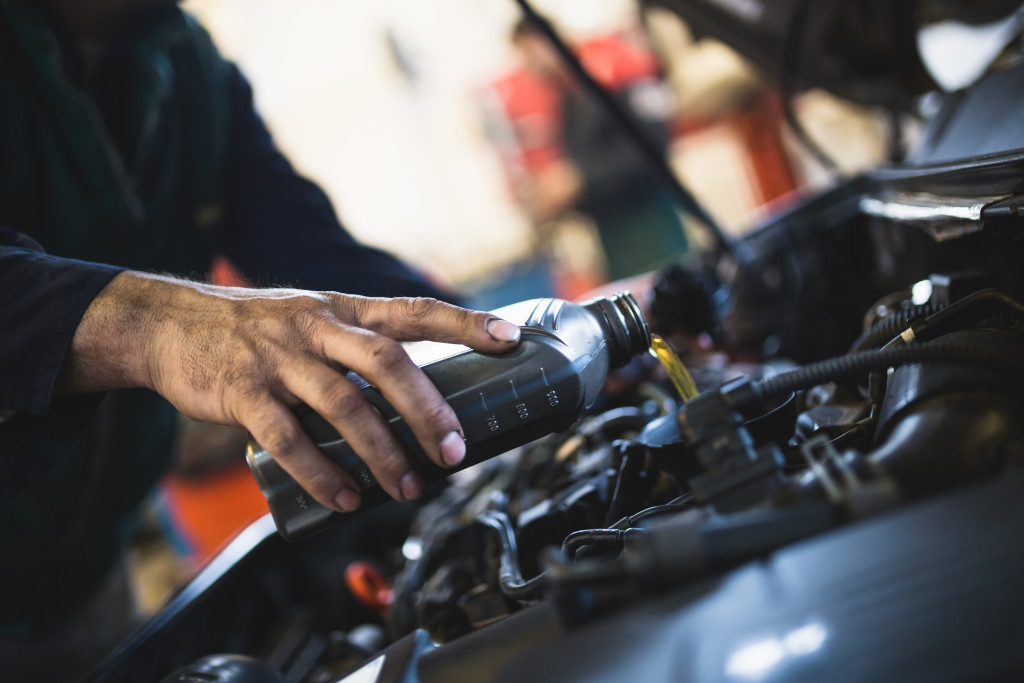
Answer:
[
  {"left": 850, "top": 303, "right": 945, "bottom": 352},
  {"left": 852, "top": 289, "right": 1024, "bottom": 352},
  {"left": 608, "top": 493, "right": 695, "bottom": 530},
  {"left": 751, "top": 341, "right": 1024, "bottom": 407},
  {"left": 909, "top": 290, "right": 1024, "bottom": 340},
  {"left": 604, "top": 441, "right": 647, "bottom": 526},
  {"left": 477, "top": 512, "right": 546, "bottom": 600},
  {"left": 512, "top": 0, "right": 734, "bottom": 256},
  {"left": 542, "top": 545, "right": 630, "bottom": 588},
  {"left": 500, "top": 573, "right": 547, "bottom": 601},
  {"left": 561, "top": 529, "right": 630, "bottom": 560}
]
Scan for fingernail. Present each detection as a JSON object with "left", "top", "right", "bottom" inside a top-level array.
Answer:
[
  {"left": 486, "top": 318, "right": 521, "bottom": 344},
  {"left": 440, "top": 430, "right": 466, "bottom": 466},
  {"left": 400, "top": 472, "right": 424, "bottom": 501},
  {"left": 335, "top": 488, "right": 361, "bottom": 513}
]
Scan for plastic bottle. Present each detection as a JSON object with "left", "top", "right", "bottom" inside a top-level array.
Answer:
[{"left": 247, "top": 293, "right": 650, "bottom": 540}]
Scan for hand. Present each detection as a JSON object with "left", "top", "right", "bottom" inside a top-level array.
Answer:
[{"left": 57, "top": 272, "right": 521, "bottom": 512}]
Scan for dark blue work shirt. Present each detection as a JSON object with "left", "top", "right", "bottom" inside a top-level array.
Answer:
[
  {"left": 0, "top": 4, "right": 459, "bottom": 633},
  {"left": 0, "top": 65, "right": 449, "bottom": 509}
]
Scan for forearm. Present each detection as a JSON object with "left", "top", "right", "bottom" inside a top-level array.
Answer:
[
  {"left": 52, "top": 268, "right": 521, "bottom": 513},
  {"left": 56, "top": 270, "right": 295, "bottom": 396},
  {"left": 56, "top": 271, "right": 164, "bottom": 396}
]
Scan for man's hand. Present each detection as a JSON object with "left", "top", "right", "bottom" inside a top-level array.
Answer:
[{"left": 57, "top": 272, "right": 521, "bottom": 513}]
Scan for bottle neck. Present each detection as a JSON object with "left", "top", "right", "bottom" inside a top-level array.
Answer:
[{"left": 584, "top": 292, "right": 651, "bottom": 368}]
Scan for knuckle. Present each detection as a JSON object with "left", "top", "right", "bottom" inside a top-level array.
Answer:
[
  {"left": 294, "top": 307, "right": 329, "bottom": 340},
  {"left": 222, "top": 357, "right": 259, "bottom": 393},
  {"left": 456, "top": 306, "right": 476, "bottom": 332},
  {"left": 398, "top": 297, "right": 442, "bottom": 334},
  {"left": 233, "top": 378, "right": 267, "bottom": 406},
  {"left": 264, "top": 422, "right": 302, "bottom": 459},
  {"left": 368, "top": 338, "right": 410, "bottom": 374},
  {"left": 321, "top": 381, "right": 366, "bottom": 421},
  {"left": 336, "top": 294, "right": 375, "bottom": 326}
]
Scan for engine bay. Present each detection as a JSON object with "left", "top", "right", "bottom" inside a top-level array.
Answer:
[{"left": 88, "top": 4, "right": 1024, "bottom": 682}]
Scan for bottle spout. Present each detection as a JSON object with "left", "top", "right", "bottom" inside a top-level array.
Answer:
[{"left": 584, "top": 292, "right": 651, "bottom": 368}]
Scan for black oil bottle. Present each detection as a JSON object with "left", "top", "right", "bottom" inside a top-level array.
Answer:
[{"left": 247, "top": 293, "right": 650, "bottom": 540}]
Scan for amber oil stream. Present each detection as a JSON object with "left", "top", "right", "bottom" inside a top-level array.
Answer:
[{"left": 649, "top": 334, "right": 699, "bottom": 402}]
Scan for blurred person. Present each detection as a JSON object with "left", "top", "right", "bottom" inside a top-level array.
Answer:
[
  {"left": 502, "top": 17, "right": 690, "bottom": 281},
  {"left": 0, "top": 0, "right": 521, "bottom": 679}
]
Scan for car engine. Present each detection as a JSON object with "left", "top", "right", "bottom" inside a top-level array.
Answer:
[{"left": 87, "top": 2, "right": 1024, "bottom": 682}]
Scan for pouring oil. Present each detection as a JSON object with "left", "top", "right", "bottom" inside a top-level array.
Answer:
[{"left": 649, "top": 334, "right": 699, "bottom": 402}]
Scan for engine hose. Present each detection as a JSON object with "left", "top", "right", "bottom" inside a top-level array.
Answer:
[
  {"left": 852, "top": 289, "right": 1024, "bottom": 352},
  {"left": 608, "top": 495, "right": 695, "bottom": 530},
  {"left": 477, "top": 512, "right": 546, "bottom": 601},
  {"left": 499, "top": 573, "right": 546, "bottom": 601},
  {"left": 747, "top": 341, "right": 1024, "bottom": 409},
  {"left": 908, "top": 290, "right": 1024, "bottom": 341},
  {"left": 851, "top": 303, "right": 945, "bottom": 352},
  {"left": 561, "top": 529, "right": 631, "bottom": 561}
]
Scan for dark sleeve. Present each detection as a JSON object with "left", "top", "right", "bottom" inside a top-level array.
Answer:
[
  {"left": 220, "top": 65, "right": 458, "bottom": 302},
  {"left": 0, "top": 228, "right": 124, "bottom": 414},
  {"left": 0, "top": 227, "right": 124, "bottom": 506}
]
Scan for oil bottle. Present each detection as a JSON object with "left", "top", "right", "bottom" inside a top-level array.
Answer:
[{"left": 247, "top": 293, "right": 650, "bottom": 540}]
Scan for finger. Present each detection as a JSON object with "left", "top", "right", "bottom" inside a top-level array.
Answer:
[
  {"left": 282, "top": 358, "right": 424, "bottom": 502},
  {"left": 335, "top": 296, "right": 521, "bottom": 352},
  {"left": 242, "top": 397, "right": 362, "bottom": 513},
  {"left": 321, "top": 326, "right": 467, "bottom": 469}
]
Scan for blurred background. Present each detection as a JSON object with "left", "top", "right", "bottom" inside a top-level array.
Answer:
[
  {"left": 137, "top": 0, "right": 897, "bottom": 609},
  {"left": 183, "top": 0, "right": 888, "bottom": 302}
]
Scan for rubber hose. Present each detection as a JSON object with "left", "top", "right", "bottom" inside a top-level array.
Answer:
[
  {"left": 478, "top": 512, "right": 546, "bottom": 600},
  {"left": 854, "top": 290, "right": 1024, "bottom": 352},
  {"left": 754, "top": 341, "right": 1024, "bottom": 406},
  {"left": 499, "top": 572, "right": 546, "bottom": 601},
  {"left": 562, "top": 529, "right": 628, "bottom": 560},
  {"left": 850, "top": 303, "right": 945, "bottom": 352}
]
